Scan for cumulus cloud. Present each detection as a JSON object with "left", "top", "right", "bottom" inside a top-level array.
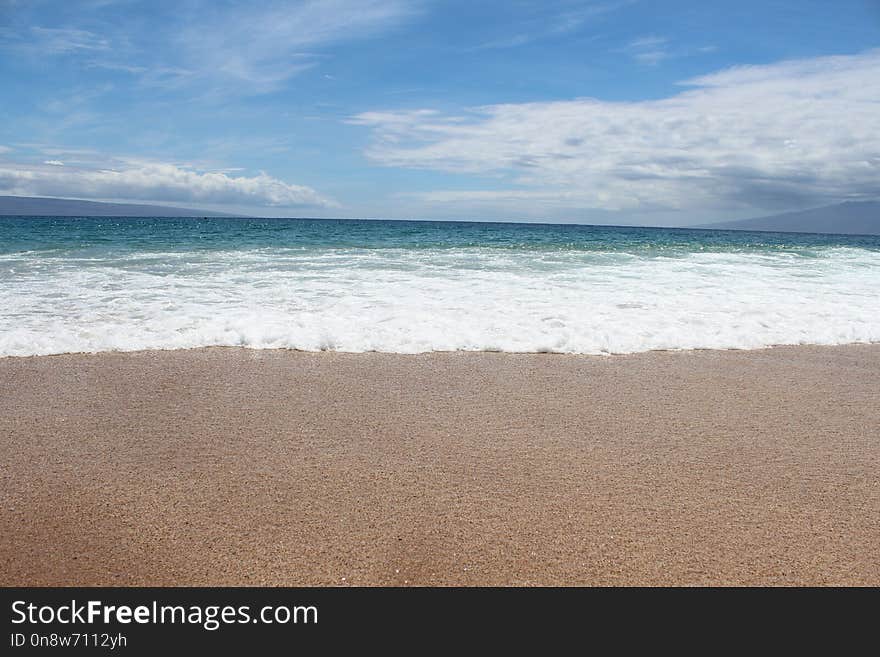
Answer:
[
  {"left": 351, "top": 50, "right": 880, "bottom": 214},
  {"left": 0, "top": 161, "right": 336, "bottom": 208}
]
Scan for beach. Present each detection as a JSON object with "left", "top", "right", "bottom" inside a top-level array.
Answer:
[{"left": 1, "top": 344, "right": 878, "bottom": 586}]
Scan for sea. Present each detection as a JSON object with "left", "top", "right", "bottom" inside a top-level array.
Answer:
[{"left": 1, "top": 216, "right": 878, "bottom": 357}]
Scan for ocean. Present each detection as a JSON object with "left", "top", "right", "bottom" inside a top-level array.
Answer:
[{"left": 1, "top": 216, "right": 878, "bottom": 357}]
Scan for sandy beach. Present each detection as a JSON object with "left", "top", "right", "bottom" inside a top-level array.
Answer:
[{"left": 1, "top": 344, "right": 877, "bottom": 586}]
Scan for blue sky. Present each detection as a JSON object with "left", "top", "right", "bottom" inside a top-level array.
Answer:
[{"left": 1, "top": 0, "right": 878, "bottom": 223}]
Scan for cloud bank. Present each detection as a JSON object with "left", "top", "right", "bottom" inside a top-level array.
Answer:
[
  {"left": 352, "top": 50, "right": 880, "bottom": 215},
  {"left": 0, "top": 161, "right": 336, "bottom": 208}
]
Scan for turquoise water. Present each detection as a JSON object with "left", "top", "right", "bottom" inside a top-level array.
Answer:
[
  {"left": 1, "top": 216, "right": 879, "bottom": 356},
  {"left": 2, "top": 216, "right": 879, "bottom": 255}
]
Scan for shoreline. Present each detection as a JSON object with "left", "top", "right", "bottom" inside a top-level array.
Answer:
[
  {"left": 2, "top": 338, "right": 878, "bottom": 361},
  {"left": 2, "top": 344, "right": 878, "bottom": 585}
]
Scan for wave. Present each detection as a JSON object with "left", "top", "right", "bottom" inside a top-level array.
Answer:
[{"left": 2, "top": 246, "right": 879, "bottom": 357}]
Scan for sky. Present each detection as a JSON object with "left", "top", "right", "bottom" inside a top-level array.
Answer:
[{"left": 0, "top": 0, "right": 879, "bottom": 224}]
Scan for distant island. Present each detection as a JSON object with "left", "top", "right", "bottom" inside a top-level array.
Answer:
[
  {"left": 702, "top": 201, "right": 879, "bottom": 235},
  {"left": 0, "top": 195, "right": 240, "bottom": 218}
]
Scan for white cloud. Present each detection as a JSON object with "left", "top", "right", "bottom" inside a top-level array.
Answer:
[
  {"left": 43, "top": 160, "right": 64, "bottom": 166},
  {"left": 633, "top": 50, "right": 668, "bottom": 66},
  {"left": 2, "top": 2, "right": 419, "bottom": 95},
  {"left": 474, "top": 1, "right": 629, "bottom": 50},
  {"left": 0, "top": 161, "right": 336, "bottom": 208},
  {"left": 627, "top": 36, "right": 667, "bottom": 49},
  {"left": 618, "top": 36, "right": 716, "bottom": 67},
  {"left": 351, "top": 50, "right": 880, "bottom": 215},
  {"left": 173, "top": 0, "right": 419, "bottom": 93},
  {"left": 626, "top": 36, "right": 669, "bottom": 66},
  {"left": 29, "top": 27, "right": 110, "bottom": 54}
]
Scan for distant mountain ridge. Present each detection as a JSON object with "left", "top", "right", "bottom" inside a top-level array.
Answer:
[
  {"left": 3, "top": 195, "right": 879, "bottom": 234},
  {"left": 0, "top": 195, "right": 240, "bottom": 217},
  {"left": 702, "top": 201, "right": 880, "bottom": 235}
]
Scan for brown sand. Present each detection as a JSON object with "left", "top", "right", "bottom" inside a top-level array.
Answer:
[{"left": 1, "top": 345, "right": 878, "bottom": 586}]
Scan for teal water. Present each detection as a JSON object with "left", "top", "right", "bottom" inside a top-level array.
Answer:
[
  {"left": 1, "top": 216, "right": 879, "bottom": 356},
  {"left": 2, "top": 216, "right": 879, "bottom": 255}
]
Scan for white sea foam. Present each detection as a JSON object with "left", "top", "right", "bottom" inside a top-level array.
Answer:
[{"left": 1, "top": 246, "right": 878, "bottom": 356}]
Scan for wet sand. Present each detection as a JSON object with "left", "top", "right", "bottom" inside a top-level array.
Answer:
[{"left": 1, "top": 345, "right": 878, "bottom": 586}]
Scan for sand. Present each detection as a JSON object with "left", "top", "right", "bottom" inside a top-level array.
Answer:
[{"left": 0, "top": 345, "right": 878, "bottom": 586}]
